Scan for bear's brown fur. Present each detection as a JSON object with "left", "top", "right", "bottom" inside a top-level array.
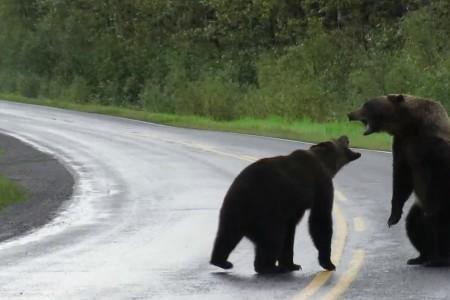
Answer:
[
  {"left": 349, "top": 94, "right": 450, "bottom": 266},
  {"left": 210, "top": 136, "right": 360, "bottom": 274}
]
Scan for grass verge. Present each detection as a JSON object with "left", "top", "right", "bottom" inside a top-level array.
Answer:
[
  {"left": 0, "top": 93, "right": 392, "bottom": 151},
  {"left": 0, "top": 176, "right": 26, "bottom": 211}
]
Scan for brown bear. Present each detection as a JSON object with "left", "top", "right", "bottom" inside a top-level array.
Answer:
[
  {"left": 348, "top": 94, "right": 450, "bottom": 266},
  {"left": 210, "top": 136, "right": 361, "bottom": 274}
]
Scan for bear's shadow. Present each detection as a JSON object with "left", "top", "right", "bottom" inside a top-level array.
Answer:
[{"left": 211, "top": 270, "right": 327, "bottom": 286}]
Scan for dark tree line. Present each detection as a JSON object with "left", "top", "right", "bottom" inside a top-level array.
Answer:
[{"left": 1, "top": 0, "right": 449, "bottom": 121}]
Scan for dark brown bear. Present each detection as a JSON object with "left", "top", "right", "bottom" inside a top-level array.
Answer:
[
  {"left": 348, "top": 94, "right": 450, "bottom": 266},
  {"left": 210, "top": 136, "right": 361, "bottom": 274}
]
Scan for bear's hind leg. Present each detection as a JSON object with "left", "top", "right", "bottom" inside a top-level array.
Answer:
[
  {"left": 210, "top": 220, "right": 243, "bottom": 270},
  {"left": 254, "top": 244, "right": 279, "bottom": 274},
  {"left": 406, "top": 204, "right": 429, "bottom": 265},
  {"left": 253, "top": 226, "right": 285, "bottom": 274},
  {"left": 278, "top": 216, "right": 303, "bottom": 272},
  {"left": 423, "top": 211, "right": 450, "bottom": 267}
]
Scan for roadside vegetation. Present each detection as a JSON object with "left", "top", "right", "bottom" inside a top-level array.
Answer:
[
  {"left": 0, "top": 175, "right": 26, "bottom": 211},
  {"left": 0, "top": 146, "right": 25, "bottom": 210},
  {"left": 0, "top": 1, "right": 448, "bottom": 150},
  {"left": 0, "top": 148, "right": 26, "bottom": 210}
]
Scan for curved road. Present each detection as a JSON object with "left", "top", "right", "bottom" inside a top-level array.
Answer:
[{"left": 0, "top": 100, "right": 448, "bottom": 300}]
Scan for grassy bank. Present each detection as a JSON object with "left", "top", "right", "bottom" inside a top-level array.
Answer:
[
  {"left": 0, "top": 175, "right": 25, "bottom": 211},
  {"left": 0, "top": 93, "right": 391, "bottom": 150},
  {"left": 0, "top": 146, "right": 26, "bottom": 210}
]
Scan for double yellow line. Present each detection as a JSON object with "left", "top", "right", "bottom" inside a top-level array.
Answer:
[
  {"left": 294, "top": 197, "right": 365, "bottom": 300},
  {"left": 145, "top": 135, "right": 366, "bottom": 300}
]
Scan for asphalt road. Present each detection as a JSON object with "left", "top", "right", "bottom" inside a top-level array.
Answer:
[{"left": 0, "top": 100, "right": 448, "bottom": 300}]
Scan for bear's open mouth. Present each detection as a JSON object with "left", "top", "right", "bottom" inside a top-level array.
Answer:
[
  {"left": 361, "top": 119, "right": 376, "bottom": 135},
  {"left": 348, "top": 112, "right": 377, "bottom": 135}
]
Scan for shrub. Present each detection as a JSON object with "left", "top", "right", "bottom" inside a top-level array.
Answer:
[
  {"left": 16, "top": 74, "right": 41, "bottom": 98},
  {"left": 175, "top": 75, "right": 241, "bottom": 121},
  {"left": 0, "top": 71, "right": 17, "bottom": 93},
  {"left": 139, "top": 81, "right": 175, "bottom": 113},
  {"left": 63, "top": 76, "right": 91, "bottom": 103}
]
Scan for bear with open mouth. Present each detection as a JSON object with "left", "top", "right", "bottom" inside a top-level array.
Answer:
[{"left": 349, "top": 94, "right": 450, "bottom": 266}]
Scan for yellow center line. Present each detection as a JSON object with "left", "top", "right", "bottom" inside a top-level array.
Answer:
[
  {"left": 321, "top": 250, "right": 365, "bottom": 300},
  {"left": 334, "top": 190, "right": 349, "bottom": 203},
  {"left": 353, "top": 217, "right": 366, "bottom": 232},
  {"left": 292, "top": 203, "right": 347, "bottom": 300},
  {"left": 150, "top": 136, "right": 362, "bottom": 300}
]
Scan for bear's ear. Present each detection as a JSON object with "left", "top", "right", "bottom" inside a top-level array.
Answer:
[
  {"left": 337, "top": 135, "right": 349, "bottom": 147},
  {"left": 387, "top": 94, "right": 405, "bottom": 104},
  {"left": 310, "top": 141, "right": 334, "bottom": 152}
]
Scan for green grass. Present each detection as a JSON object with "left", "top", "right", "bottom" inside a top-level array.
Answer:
[
  {"left": 0, "top": 144, "right": 26, "bottom": 210},
  {"left": 0, "top": 92, "right": 392, "bottom": 150},
  {"left": 0, "top": 176, "right": 26, "bottom": 211},
  {"left": 0, "top": 145, "right": 26, "bottom": 211}
]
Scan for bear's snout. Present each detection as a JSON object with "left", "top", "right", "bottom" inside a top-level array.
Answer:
[
  {"left": 352, "top": 152, "right": 362, "bottom": 161},
  {"left": 347, "top": 111, "right": 358, "bottom": 121}
]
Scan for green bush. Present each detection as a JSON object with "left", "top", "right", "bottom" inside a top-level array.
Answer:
[
  {"left": 347, "top": 69, "right": 381, "bottom": 103},
  {"left": 416, "top": 60, "right": 450, "bottom": 108},
  {"left": 95, "top": 80, "right": 119, "bottom": 106},
  {"left": 139, "top": 81, "right": 175, "bottom": 113},
  {"left": 62, "top": 76, "right": 91, "bottom": 103},
  {"left": 175, "top": 75, "right": 241, "bottom": 121},
  {"left": 0, "top": 71, "right": 17, "bottom": 93},
  {"left": 44, "top": 79, "right": 65, "bottom": 99},
  {"left": 240, "top": 32, "right": 338, "bottom": 121},
  {"left": 16, "top": 74, "right": 41, "bottom": 98}
]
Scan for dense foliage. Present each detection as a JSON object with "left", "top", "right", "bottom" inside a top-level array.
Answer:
[{"left": 0, "top": 0, "right": 449, "bottom": 121}]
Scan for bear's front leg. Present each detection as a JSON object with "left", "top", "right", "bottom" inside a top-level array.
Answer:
[
  {"left": 388, "top": 140, "right": 413, "bottom": 227},
  {"left": 388, "top": 202, "right": 403, "bottom": 227},
  {"left": 309, "top": 187, "right": 336, "bottom": 271}
]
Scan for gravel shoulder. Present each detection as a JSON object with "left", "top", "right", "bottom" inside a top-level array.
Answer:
[{"left": 0, "top": 133, "right": 74, "bottom": 241}]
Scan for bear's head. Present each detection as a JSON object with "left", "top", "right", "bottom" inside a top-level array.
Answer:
[
  {"left": 348, "top": 94, "right": 406, "bottom": 136},
  {"left": 310, "top": 136, "right": 361, "bottom": 175}
]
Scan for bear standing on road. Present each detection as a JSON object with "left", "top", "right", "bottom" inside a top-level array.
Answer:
[
  {"left": 210, "top": 136, "right": 361, "bottom": 274},
  {"left": 349, "top": 94, "right": 450, "bottom": 266}
]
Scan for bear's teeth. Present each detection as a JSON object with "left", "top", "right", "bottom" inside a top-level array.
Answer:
[{"left": 364, "top": 123, "right": 374, "bottom": 135}]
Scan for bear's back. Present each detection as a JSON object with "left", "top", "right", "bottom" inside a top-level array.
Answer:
[
  {"left": 403, "top": 96, "right": 450, "bottom": 139},
  {"left": 220, "top": 150, "right": 325, "bottom": 221}
]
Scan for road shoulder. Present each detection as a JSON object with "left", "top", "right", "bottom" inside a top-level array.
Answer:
[{"left": 0, "top": 133, "right": 74, "bottom": 241}]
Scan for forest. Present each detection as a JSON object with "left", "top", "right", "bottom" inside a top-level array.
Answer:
[{"left": 0, "top": 0, "right": 448, "bottom": 122}]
